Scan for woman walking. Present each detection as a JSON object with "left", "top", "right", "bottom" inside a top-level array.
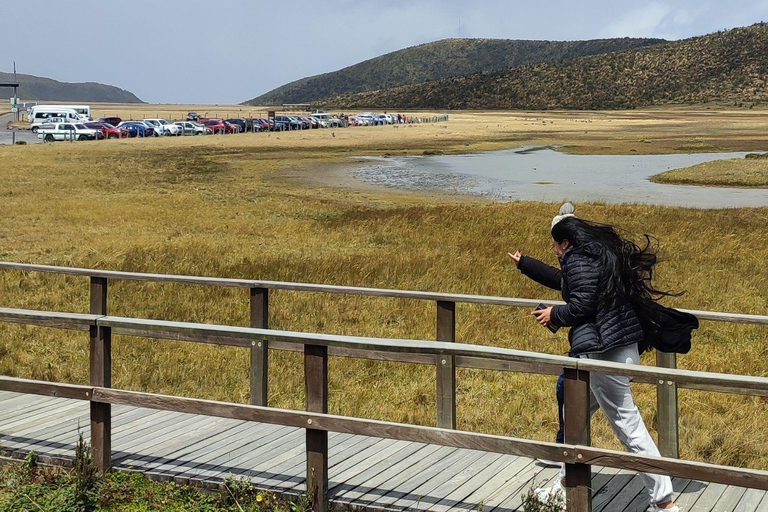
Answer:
[{"left": 509, "top": 203, "right": 680, "bottom": 511}]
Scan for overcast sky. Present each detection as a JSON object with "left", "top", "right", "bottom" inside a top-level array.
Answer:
[{"left": 2, "top": 1, "right": 768, "bottom": 104}]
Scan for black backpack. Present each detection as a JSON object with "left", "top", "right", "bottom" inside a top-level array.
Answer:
[{"left": 634, "top": 299, "right": 699, "bottom": 354}]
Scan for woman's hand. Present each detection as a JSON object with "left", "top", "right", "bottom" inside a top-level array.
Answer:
[
  {"left": 532, "top": 306, "right": 553, "bottom": 327},
  {"left": 507, "top": 251, "right": 522, "bottom": 268}
]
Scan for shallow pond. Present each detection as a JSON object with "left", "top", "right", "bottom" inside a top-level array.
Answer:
[{"left": 352, "top": 148, "right": 768, "bottom": 208}]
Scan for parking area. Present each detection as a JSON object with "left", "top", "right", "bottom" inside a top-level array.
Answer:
[{"left": 3, "top": 108, "right": 450, "bottom": 145}]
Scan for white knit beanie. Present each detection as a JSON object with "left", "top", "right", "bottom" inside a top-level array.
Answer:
[{"left": 551, "top": 202, "right": 576, "bottom": 229}]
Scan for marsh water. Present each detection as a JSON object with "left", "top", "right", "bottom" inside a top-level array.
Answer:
[{"left": 352, "top": 147, "right": 768, "bottom": 208}]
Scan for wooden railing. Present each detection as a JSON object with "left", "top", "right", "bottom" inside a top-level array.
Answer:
[
  {"left": 1, "top": 261, "right": 767, "bottom": 458},
  {"left": 1, "top": 309, "right": 768, "bottom": 512}
]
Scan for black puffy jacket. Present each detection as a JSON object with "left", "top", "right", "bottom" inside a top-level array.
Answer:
[{"left": 518, "top": 242, "right": 644, "bottom": 357}]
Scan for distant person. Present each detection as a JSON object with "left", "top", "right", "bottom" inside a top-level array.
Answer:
[{"left": 508, "top": 203, "right": 689, "bottom": 512}]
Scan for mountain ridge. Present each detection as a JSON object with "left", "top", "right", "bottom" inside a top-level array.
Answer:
[
  {"left": 326, "top": 23, "right": 768, "bottom": 110},
  {"left": 243, "top": 37, "right": 664, "bottom": 106},
  {"left": 0, "top": 72, "right": 143, "bottom": 103}
]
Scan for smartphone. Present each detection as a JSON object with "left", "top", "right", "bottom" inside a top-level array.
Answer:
[{"left": 535, "top": 303, "right": 560, "bottom": 334}]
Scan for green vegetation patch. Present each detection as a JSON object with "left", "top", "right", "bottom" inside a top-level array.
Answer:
[
  {"left": 0, "top": 447, "right": 309, "bottom": 512},
  {"left": 650, "top": 157, "right": 768, "bottom": 187}
]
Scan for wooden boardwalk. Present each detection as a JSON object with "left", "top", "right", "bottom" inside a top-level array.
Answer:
[{"left": 2, "top": 391, "right": 766, "bottom": 512}]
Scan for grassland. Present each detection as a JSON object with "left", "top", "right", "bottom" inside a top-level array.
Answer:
[
  {"left": 651, "top": 155, "right": 768, "bottom": 187},
  {"left": 0, "top": 107, "right": 767, "bottom": 473}
]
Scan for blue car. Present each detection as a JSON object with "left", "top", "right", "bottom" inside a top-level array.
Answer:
[{"left": 116, "top": 121, "right": 155, "bottom": 138}]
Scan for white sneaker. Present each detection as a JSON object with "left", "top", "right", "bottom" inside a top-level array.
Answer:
[
  {"left": 534, "top": 481, "right": 565, "bottom": 510},
  {"left": 648, "top": 503, "right": 680, "bottom": 512}
]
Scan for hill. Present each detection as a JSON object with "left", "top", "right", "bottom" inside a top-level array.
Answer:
[
  {"left": 242, "top": 37, "right": 664, "bottom": 105},
  {"left": 0, "top": 72, "right": 143, "bottom": 103},
  {"left": 327, "top": 23, "right": 768, "bottom": 110}
]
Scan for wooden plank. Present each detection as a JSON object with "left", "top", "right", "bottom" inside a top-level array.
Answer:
[
  {"left": 114, "top": 414, "right": 229, "bottom": 470},
  {"left": 576, "top": 447, "right": 768, "bottom": 491},
  {"left": 0, "top": 378, "right": 91, "bottom": 401},
  {"left": 357, "top": 445, "right": 458, "bottom": 507},
  {"left": 250, "top": 287, "right": 269, "bottom": 407},
  {"left": 12, "top": 405, "right": 154, "bottom": 459},
  {"left": 170, "top": 421, "right": 289, "bottom": 484},
  {"left": 712, "top": 485, "right": 749, "bottom": 512},
  {"left": 590, "top": 468, "right": 634, "bottom": 511},
  {"left": 689, "top": 482, "right": 729, "bottom": 512},
  {"left": 270, "top": 341, "right": 437, "bottom": 365},
  {"left": 0, "top": 261, "right": 254, "bottom": 288},
  {"left": 332, "top": 442, "right": 434, "bottom": 502},
  {"left": 0, "top": 399, "right": 83, "bottom": 433},
  {"left": 423, "top": 452, "right": 506, "bottom": 511},
  {"left": 129, "top": 415, "right": 247, "bottom": 476},
  {"left": 282, "top": 434, "right": 378, "bottom": 492},
  {"left": 328, "top": 439, "right": 411, "bottom": 493},
  {"left": 564, "top": 368, "right": 591, "bottom": 512},
  {"left": 479, "top": 459, "right": 540, "bottom": 509},
  {"left": 674, "top": 478, "right": 712, "bottom": 510},
  {"left": 90, "top": 321, "right": 111, "bottom": 474},
  {"left": 235, "top": 434, "right": 349, "bottom": 492},
  {"left": 735, "top": 488, "right": 768, "bottom": 512},
  {"left": 167, "top": 422, "right": 279, "bottom": 484},
  {"left": 387, "top": 448, "right": 488, "bottom": 510},
  {"left": 493, "top": 463, "right": 563, "bottom": 512},
  {"left": 340, "top": 444, "right": 444, "bottom": 505},
  {"left": 93, "top": 316, "right": 768, "bottom": 396},
  {"left": 0, "top": 307, "right": 99, "bottom": 331},
  {"left": 305, "top": 343, "right": 328, "bottom": 512},
  {"left": 656, "top": 352, "right": 679, "bottom": 459},
  {"left": 595, "top": 473, "right": 645, "bottom": 512},
  {"left": 436, "top": 300, "right": 456, "bottom": 430},
  {"left": 183, "top": 424, "right": 299, "bottom": 484},
  {"left": 390, "top": 448, "right": 489, "bottom": 511}
]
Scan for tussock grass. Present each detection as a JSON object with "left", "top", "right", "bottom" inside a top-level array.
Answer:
[
  {"left": 0, "top": 109, "right": 767, "bottom": 471},
  {"left": 651, "top": 157, "right": 768, "bottom": 187}
]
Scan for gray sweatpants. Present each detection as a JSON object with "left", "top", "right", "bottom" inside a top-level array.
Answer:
[{"left": 560, "top": 343, "right": 675, "bottom": 505}]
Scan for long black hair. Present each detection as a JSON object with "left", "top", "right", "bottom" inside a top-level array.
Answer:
[{"left": 551, "top": 216, "right": 680, "bottom": 309}]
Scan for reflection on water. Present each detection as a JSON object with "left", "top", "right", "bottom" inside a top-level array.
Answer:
[{"left": 352, "top": 147, "right": 768, "bottom": 208}]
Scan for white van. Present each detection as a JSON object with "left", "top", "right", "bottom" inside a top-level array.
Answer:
[
  {"left": 29, "top": 106, "right": 82, "bottom": 132},
  {"left": 56, "top": 105, "right": 91, "bottom": 121}
]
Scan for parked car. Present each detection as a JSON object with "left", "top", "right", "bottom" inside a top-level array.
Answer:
[
  {"left": 251, "top": 118, "right": 270, "bottom": 132},
  {"left": 376, "top": 114, "right": 394, "bottom": 125},
  {"left": 225, "top": 118, "right": 247, "bottom": 133},
  {"left": 173, "top": 121, "right": 209, "bottom": 135},
  {"left": 274, "top": 115, "right": 305, "bottom": 130},
  {"left": 186, "top": 112, "right": 200, "bottom": 122},
  {"left": 144, "top": 119, "right": 182, "bottom": 136},
  {"left": 96, "top": 117, "right": 123, "bottom": 127},
  {"left": 85, "top": 122, "right": 122, "bottom": 139},
  {"left": 116, "top": 121, "right": 154, "bottom": 137},
  {"left": 203, "top": 119, "right": 238, "bottom": 134},
  {"left": 37, "top": 123, "right": 101, "bottom": 142},
  {"left": 355, "top": 114, "right": 375, "bottom": 126},
  {"left": 269, "top": 118, "right": 288, "bottom": 131}
]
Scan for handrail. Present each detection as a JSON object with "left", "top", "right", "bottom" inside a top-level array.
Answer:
[
  {"left": 2, "top": 375, "right": 768, "bottom": 492},
  {"left": 1, "top": 261, "right": 766, "bottom": 324},
  {"left": 1, "top": 308, "right": 766, "bottom": 395}
]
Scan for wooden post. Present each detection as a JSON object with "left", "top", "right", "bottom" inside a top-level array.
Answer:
[
  {"left": 436, "top": 300, "right": 456, "bottom": 430},
  {"left": 89, "top": 277, "right": 111, "bottom": 474},
  {"left": 564, "top": 368, "right": 592, "bottom": 512},
  {"left": 305, "top": 344, "right": 328, "bottom": 511},
  {"left": 250, "top": 287, "right": 269, "bottom": 406},
  {"left": 656, "top": 351, "right": 679, "bottom": 459}
]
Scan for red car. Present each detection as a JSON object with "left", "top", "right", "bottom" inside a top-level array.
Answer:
[
  {"left": 203, "top": 119, "right": 239, "bottom": 134},
  {"left": 85, "top": 122, "right": 124, "bottom": 139}
]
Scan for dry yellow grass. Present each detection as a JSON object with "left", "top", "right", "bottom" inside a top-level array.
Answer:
[
  {"left": 0, "top": 107, "right": 767, "bottom": 471},
  {"left": 651, "top": 156, "right": 768, "bottom": 187}
]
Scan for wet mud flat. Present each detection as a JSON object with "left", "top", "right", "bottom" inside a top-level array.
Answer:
[{"left": 352, "top": 147, "right": 768, "bottom": 208}]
